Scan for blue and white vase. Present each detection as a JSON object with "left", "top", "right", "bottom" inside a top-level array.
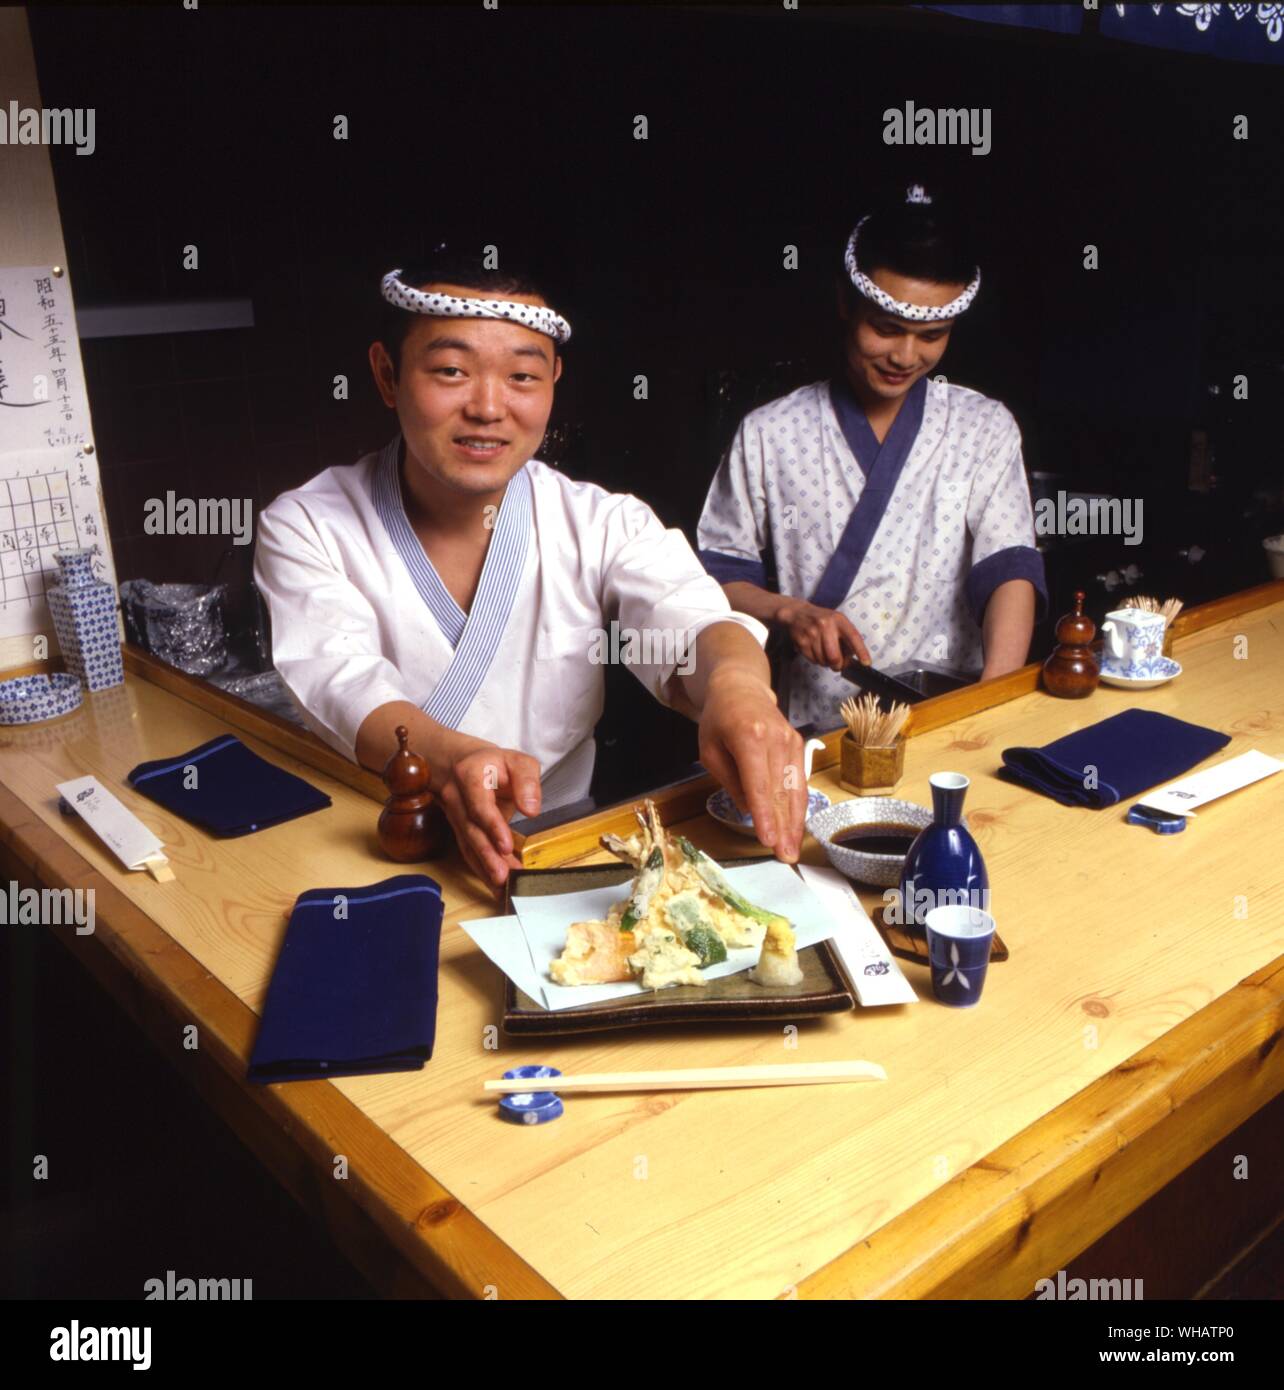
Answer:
[
  {"left": 46, "top": 547, "right": 124, "bottom": 692},
  {"left": 896, "top": 772, "right": 989, "bottom": 948}
]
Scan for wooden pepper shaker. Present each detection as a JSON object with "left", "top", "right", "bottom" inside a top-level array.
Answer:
[
  {"left": 378, "top": 725, "right": 449, "bottom": 861},
  {"left": 1042, "top": 590, "right": 1099, "bottom": 698}
]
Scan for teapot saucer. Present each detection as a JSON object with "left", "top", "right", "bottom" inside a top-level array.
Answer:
[{"left": 1099, "top": 656, "right": 1181, "bottom": 690}]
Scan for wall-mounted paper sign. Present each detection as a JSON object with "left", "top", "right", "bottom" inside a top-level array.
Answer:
[
  {"left": 0, "top": 444, "right": 115, "bottom": 640},
  {"left": 0, "top": 265, "right": 114, "bottom": 651},
  {"left": 0, "top": 265, "right": 92, "bottom": 453}
]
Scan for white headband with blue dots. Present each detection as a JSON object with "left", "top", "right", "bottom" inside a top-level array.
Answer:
[
  {"left": 844, "top": 187, "right": 981, "bottom": 322},
  {"left": 381, "top": 268, "right": 573, "bottom": 344}
]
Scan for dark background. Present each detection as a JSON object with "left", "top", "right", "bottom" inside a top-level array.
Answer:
[
  {"left": 25, "top": 0, "right": 1284, "bottom": 801},
  {"left": 7, "top": 0, "right": 1284, "bottom": 1301},
  {"left": 31, "top": 2, "right": 1284, "bottom": 793}
]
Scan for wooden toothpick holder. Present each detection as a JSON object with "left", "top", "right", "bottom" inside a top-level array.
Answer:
[{"left": 839, "top": 734, "right": 906, "bottom": 796}]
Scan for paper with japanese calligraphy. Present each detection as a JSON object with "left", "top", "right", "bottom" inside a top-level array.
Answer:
[
  {"left": 0, "top": 267, "right": 92, "bottom": 452},
  {"left": 0, "top": 444, "right": 115, "bottom": 636},
  {"left": 0, "top": 266, "right": 114, "bottom": 639}
]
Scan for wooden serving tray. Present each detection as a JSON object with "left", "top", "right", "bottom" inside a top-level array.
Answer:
[{"left": 501, "top": 859, "right": 856, "bottom": 1036}]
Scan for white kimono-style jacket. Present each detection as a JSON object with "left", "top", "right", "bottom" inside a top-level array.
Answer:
[
  {"left": 254, "top": 436, "right": 767, "bottom": 808},
  {"left": 697, "top": 375, "right": 1047, "bottom": 729}
]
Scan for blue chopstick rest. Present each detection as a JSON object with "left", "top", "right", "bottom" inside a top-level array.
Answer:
[
  {"left": 998, "top": 709, "right": 1230, "bottom": 809},
  {"left": 248, "top": 875, "right": 444, "bottom": 1084},
  {"left": 1126, "top": 804, "right": 1187, "bottom": 834},
  {"left": 126, "top": 734, "right": 331, "bottom": 836},
  {"left": 498, "top": 1066, "right": 563, "bottom": 1125}
]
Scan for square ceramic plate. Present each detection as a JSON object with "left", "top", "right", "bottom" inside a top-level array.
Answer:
[{"left": 500, "top": 857, "right": 855, "bottom": 1036}]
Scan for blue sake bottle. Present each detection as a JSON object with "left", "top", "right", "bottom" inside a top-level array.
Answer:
[{"left": 896, "top": 772, "right": 989, "bottom": 948}]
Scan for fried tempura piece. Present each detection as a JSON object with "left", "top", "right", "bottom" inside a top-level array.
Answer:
[
  {"left": 548, "top": 918, "right": 637, "bottom": 986},
  {"left": 550, "top": 799, "right": 801, "bottom": 990}
]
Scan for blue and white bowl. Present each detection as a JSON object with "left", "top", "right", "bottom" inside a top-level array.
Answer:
[
  {"left": 0, "top": 672, "right": 83, "bottom": 726},
  {"left": 707, "top": 786, "right": 831, "bottom": 837},
  {"left": 807, "top": 796, "right": 941, "bottom": 889}
]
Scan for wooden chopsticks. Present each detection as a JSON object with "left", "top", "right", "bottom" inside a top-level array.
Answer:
[{"left": 484, "top": 1060, "right": 887, "bottom": 1095}]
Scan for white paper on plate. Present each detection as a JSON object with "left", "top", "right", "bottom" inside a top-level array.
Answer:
[
  {"left": 457, "top": 915, "right": 550, "bottom": 1005},
  {"left": 795, "top": 862, "right": 918, "bottom": 1006},
  {"left": 460, "top": 860, "right": 838, "bottom": 1012}
]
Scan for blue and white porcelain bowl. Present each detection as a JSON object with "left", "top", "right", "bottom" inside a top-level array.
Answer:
[
  {"left": 807, "top": 796, "right": 943, "bottom": 889},
  {"left": 0, "top": 672, "right": 83, "bottom": 726},
  {"left": 707, "top": 786, "right": 831, "bottom": 837}
]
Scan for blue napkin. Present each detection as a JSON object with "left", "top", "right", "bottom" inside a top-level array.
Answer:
[
  {"left": 248, "top": 875, "right": 444, "bottom": 1084},
  {"left": 999, "top": 709, "right": 1230, "bottom": 809},
  {"left": 127, "top": 734, "right": 331, "bottom": 836}
]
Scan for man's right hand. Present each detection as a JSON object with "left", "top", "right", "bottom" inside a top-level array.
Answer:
[
  {"left": 357, "top": 705, "right": 543, "bottom": 893},
  {"left": 776, "top": 599, "right": 871, "bottom": 672},
  {"left": 436, "top": 741, "right": 543, "bottom": 891}
]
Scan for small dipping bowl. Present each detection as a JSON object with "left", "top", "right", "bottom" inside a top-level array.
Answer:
[
  {"left": 707, "top": 736, "right": 830, "bottom": 835},
  {"left": 807, "top": 796, "right": 935, "bottom": 888},
  {"left": 498, "top": 1065, "right": 563, "bottom": 1125},
  {"left": 707, "top": 786, "right": 831, "bottom": 837}
]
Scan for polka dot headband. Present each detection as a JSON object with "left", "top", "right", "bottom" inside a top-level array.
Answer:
[
  {"left": 844, "top": 200, "right": 981, "bottom": 323},
  {"left": 380, "top": 268, "right": 573, "bottom": 344}
]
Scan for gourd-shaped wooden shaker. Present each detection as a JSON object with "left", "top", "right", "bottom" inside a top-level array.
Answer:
[
  {"left": 1042, "top": 589, "right": 1099, "bottom": 698},
  {"left": 378, "top": 725, "right": 449, "bottom": 860}
]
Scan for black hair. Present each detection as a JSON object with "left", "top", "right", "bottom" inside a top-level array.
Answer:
[
  {"left": 840, "top": 187, "right": 978, "bottom": 315},
  {"left": 376, "top": 243, "right": 563, "bottom": 377}
]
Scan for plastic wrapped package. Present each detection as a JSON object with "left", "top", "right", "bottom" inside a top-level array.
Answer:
[
  {"left": 119, "top": 579, "right": 228, "bottom": 676},
  {"left": 207, "top": 669, "right": 307, "bottom": 726}
]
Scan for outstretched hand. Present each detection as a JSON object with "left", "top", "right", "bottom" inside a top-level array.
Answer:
[
  {"left": 437, "top": 742, "right": 542, "bottom": 892},
  {"left": 696, "top": 668, "right": 808, "bottom": 862}
]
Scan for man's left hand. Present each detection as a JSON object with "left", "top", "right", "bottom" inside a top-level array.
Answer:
[{"left": 696, "top": 668, "right": 807, "bottom": 862}]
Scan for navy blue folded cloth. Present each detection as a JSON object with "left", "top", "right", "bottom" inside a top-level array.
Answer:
[
  {"left": 999, "top": 708, "right": 1230, "bottom": 809},
  {"left": 127, "top": 734, "right": 331, "bottom": 836},
  {"left": 248, "top": 875, "right": 444, "bottom": 1084}
]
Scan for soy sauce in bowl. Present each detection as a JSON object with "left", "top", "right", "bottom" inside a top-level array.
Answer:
[
  {"left": 807, "top": 798, "right": 935, "bottom": 888},
  {"left": 828, "top": 823, "right": 922, "bottom": 856}
]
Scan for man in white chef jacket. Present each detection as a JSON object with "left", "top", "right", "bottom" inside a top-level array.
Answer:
[{"left": 254, "top": 250, "right": 806, "bottom": 889}]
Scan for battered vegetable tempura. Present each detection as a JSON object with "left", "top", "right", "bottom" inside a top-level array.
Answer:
[{"left": 548, "top": 800, "right": 803, "bottom": 990}]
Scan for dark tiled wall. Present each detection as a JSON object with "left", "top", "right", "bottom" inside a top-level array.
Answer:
[
  {"left": 34, "top": 4, "right": 1284, "bottom": 714},
  {"left": 79, "top": 249, "right": 389, "bottom": 596}
]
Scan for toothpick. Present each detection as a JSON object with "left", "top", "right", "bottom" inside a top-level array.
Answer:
[
  {"left": 1122, "top": 594, "right": 1184, "bottom": 628},
  {"left": 841, "top": 692, "right": 909, "bottom": 748}
]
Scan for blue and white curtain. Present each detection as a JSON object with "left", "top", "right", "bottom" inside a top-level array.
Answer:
[
  {"left": 1102, "top": 4, "right": 1283, "bottom": 65},
  {"left": 921, "top": 4, "right": 1284, "bottom": 64},
  {"left": 918, "top": 5, "right": 1083, "bottom": 34}
]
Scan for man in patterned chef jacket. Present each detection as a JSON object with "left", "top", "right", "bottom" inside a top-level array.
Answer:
[
  {"left": 254, "top": 246, "right": 808, "bottom": 890},
  {"left": 696, "top": 186, "right": 1048, "bottom": 731}
]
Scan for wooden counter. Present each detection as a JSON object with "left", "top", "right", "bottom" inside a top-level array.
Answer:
[{"left": 2, "top": 584, "right": 1283, "bottom": 1299}]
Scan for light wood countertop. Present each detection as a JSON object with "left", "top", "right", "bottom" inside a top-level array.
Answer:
[{"left": 2, "top": 586, "right": 1282, "bottom": 1298}]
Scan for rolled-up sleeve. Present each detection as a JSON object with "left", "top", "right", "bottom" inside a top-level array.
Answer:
[
  {"left": 696, "top": 420, "right": 770, "bottom": 588},
  {"left": 599, "top": 492, "right": 768, "bottom": 706},
  {"left": 964, "top": 405, "right": 1048, "bottom": 626},
  {"left": 253, "top": 500, "right": 414, "bottom": 761}
]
